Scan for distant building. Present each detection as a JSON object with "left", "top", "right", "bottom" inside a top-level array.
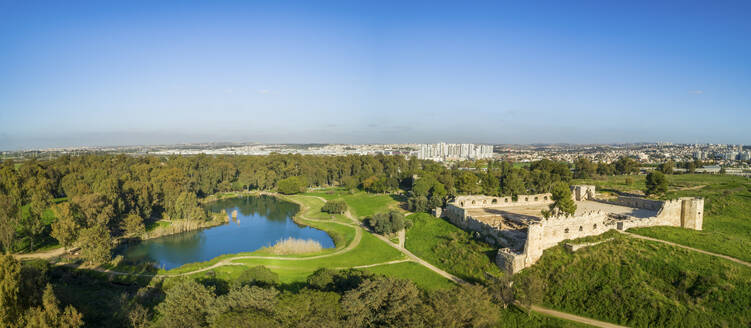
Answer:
[{"left": 418, "top": 142, "right": 493, "bottom": 161}]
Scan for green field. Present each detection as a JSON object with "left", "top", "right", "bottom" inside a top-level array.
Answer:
[
  {"left": 405, "top": 213, "right": 503, "bottom": 283},
  {"left": 361, "top": 261, "right": 453, "bottom": 291},
  {"left": 303, "top": 189, "right": 398, "bottom": 219},
  {"left": 575, "top": 174, "right": 751, "bottom": 262},
  {"left": 515, "top": 230, "right": 751, "bottom": 327}
]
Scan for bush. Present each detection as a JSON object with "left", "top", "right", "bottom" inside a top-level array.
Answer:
[{"left": 321, "top": 200, "right": 347, "bottom": 214}]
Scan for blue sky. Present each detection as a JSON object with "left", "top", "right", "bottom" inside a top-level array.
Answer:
[{"left": 0, "top": 0, "right": 749, "bottom": 149}]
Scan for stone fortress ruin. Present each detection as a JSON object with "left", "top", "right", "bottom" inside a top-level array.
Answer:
[{"left": 437, "top": 185, "right": 703, "bottom": 274}]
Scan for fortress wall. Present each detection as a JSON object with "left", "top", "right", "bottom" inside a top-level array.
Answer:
[
  {"left": 452, "top": 193, "right": 553, "bottom": 209},
  {"left": 444, "top": 204, "right": 506, "bottom": 246},
  {"left": 595, "top": 196, "right": 664, "bottom": 211}
]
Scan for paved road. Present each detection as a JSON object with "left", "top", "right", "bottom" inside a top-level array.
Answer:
[
  {"left": 530, "top": 305, "right": 628, "bottom": 328},
  {"left": 621, "top": 231, "right": 751, "bottom": 268}
]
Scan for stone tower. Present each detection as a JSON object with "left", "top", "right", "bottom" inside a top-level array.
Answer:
[{"left": 680, "top": 197, "right": 704, "bottom": 230}]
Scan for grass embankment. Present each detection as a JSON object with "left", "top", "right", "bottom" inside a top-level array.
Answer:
[
  {"left": 575, "top": 174, "right": 751, "bottom": 262},
  {"left": 516, "top": 230, "right": 751, "bottom": 327},
  {"left": 405, "top": 213, "right": 503, "bottom": 283}
]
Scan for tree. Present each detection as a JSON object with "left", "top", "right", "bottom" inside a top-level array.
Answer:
[
  {"left": 156, "top": 279, "right": 216, "bottom": 328},
  {"left": 341, "top": 277, "right": 423, "bottom": 328},
  {"left": 573, "top": 157, "right": 596, "bottom": 179},
  {"left": 657, "top": 160, "right": 674, "bottom": 175},
  {"left": 645, "top": 171, "right": 668, "bottom": 196},
  {"left": 424, "top": 284, "right": 499, "bottom": 328},
  {"left": 0, "top": 195, "right": 20, "bottom": 254},
  {"left": 0, "top": 255, "right": 22, "bottom": 326},
  {"left": 236, "top": 266, "right": 279, "bottom": 287},
  {"left": 77, "top": 224, "right": 112, "bottom": 265},
  {"left": 321, "top": 200, "right": 347, "bottom": 215},
  {"left": 614, "top": 157, "right": 639, "bottom": 175},
  {"left": 51, "top": 203, "right": 80, "bottom": 250},
  {"left": 121, "top": 213, "right": 145, "bottom": 237},
  {"left": 543, "top": 182, "right": 576, "bottom": 217},
  {"left": 407, "top": 196, "right": 428, "bottom": 213},
  {"left": 277, "top": 176, "right": 307, "bottom": 195},
  {"left": 365, "top": 210, "right": 406, "bottom": 235},
  {"left": 22, "top": 284, "right": 83, "bottom": 328}
]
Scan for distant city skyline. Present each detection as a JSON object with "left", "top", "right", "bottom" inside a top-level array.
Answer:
[{"left": 1, "top": 1, "right": 750, "bottom": 150}]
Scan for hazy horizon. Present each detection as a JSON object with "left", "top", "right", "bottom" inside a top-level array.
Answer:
[{"left": 2, "top": 1, "right": 749, "bottom": 150}]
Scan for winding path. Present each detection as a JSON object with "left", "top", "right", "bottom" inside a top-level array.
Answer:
[
  {"left": 529, "top": 305, "right": 628, "bottom": 328},
  {"left": 620, "top": 231, "right": 751, "bottom": 268}
]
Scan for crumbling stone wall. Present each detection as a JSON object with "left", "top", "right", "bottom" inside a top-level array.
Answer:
[{"left": 452, "top": 193, "right": 553, "bottom": 209}]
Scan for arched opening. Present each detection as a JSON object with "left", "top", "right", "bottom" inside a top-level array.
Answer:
[
  {"left": 525, "top": 197, "right": 529, "bottom": 202},
  {"left": 505, "top": 198, "right": 509, "bottom": 203},
  {"left": 534, "top": 196, "right": 539, "bottom": 201},
  {"left": 543, "top": 196, "right": 548, "bottom": 201},
  {"left": 471, "top": 200, "right": 476, "bottom": 205},
  {"left": 593, "top": 224, "right": 598, "bottom": 229},
  {"left": 564, "top": 228, "right": 569, "bottom": 234},
  {"left": 579, "top": 226, "right": 583, "bottom": 232},
  {"left": 491, "top": 199, "right": 498, "bottom": 204},
  {"left": 460, "top": 202, "right": 464, "bottom": 207}
]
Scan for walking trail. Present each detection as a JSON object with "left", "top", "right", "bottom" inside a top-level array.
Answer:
[{"left": 620, "top": 231, "right": 751, "bottom": 268}]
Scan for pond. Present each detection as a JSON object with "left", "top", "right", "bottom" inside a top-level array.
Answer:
[{"left": 118, "top": 195, "right": 335, "bottom": 270}]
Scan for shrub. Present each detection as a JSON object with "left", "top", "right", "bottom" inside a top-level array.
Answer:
[{"left": 321, "top": 200, "right": 347, "bottom": 214}]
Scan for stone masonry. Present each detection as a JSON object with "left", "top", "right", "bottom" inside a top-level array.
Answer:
[{"left": 440, "top": 185, "right": 703, "bottom": 274}]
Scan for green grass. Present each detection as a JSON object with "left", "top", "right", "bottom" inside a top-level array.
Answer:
[
  {"left": 144, "top": 219, "right": 171, "bottom": 232},
  {"left": 283, "top": 194, "right": 350, "bottom": 223},
  {"left": 405, "top": 213, "right": 503, "bottom": 283},
  {"left": 515, "top": 230, "right": 751, "bottom": 327},
  {"left": 303, "top": 189, "right": 398, "bottom": 219},
  {"left": 361, "top": 261, "right": 453, "bottom": 291},
  {"left": 228, "top": 231, "right": 405, "bottom": 282},
  {"left": 575, "top": 174, "right": 751, "bottom": 262}
]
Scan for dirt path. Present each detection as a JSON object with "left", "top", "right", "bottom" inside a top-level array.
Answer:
[
  {"left": 14, "top": 247, "right": 67, "bottom": 260},
  {"left": 621, "top": 231, "right": 751, "bottom": 268},
  {"left": 530, "top": 305, "right": 628, "bottom": 328}
]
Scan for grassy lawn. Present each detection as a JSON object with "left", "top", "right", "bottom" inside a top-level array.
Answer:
[
  {"left": 575, "top": 174, "right": 751, "bottom": 262},
  {"left": 361, "top": 261, "right": 453, "bottom": 291},
  {"left": 283, "top": 194, "right": 351, "bottom": 224},
  {"left": 228, "top": 231, "right": 405, "bottom": 282},
  {"left": 515, "top": 230, "right": 751, "bottom": 327},
  {"left": 303, "top": 189, "right": 398, "bottom": 219},
  {"left": 405, "top": 213, "right": 503, "bottom": 283}
]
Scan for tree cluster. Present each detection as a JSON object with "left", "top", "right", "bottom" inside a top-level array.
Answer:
[
  {"left": 321, "top": 200, "right": 348, "bottom": 214},
  {"left": 155, "top": 267, "right": 500, "bottom": 328},
  {"left": 0, "top": 256, "right": 83, "bottom": 328},
  {"left": 365, "top": 210, "right": 409, "bottom": 235}
]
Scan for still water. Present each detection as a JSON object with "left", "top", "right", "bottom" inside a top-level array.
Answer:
[{"left": 119, "top": 195, "right": 334, "bottom": 270}]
